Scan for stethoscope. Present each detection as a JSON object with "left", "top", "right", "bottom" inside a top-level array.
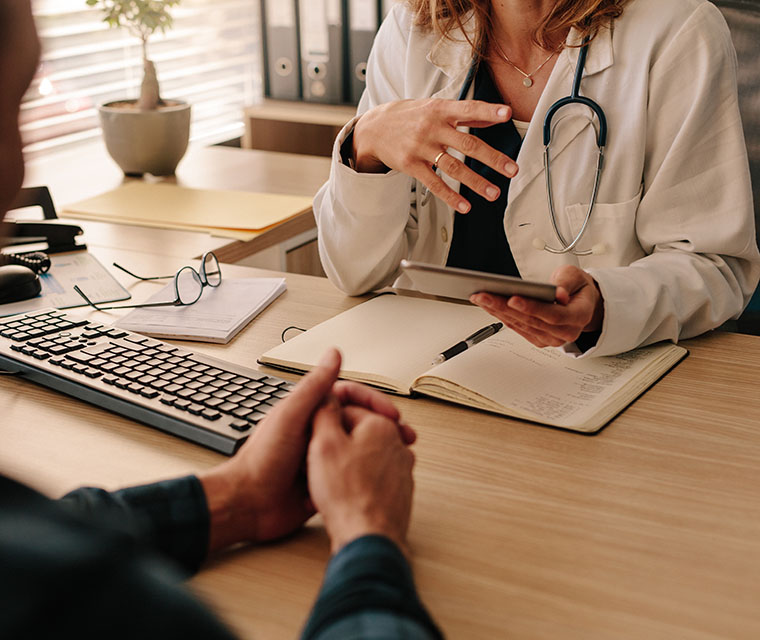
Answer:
[{"left": 423, "top": 37, "right": 607, "bottom": 256}]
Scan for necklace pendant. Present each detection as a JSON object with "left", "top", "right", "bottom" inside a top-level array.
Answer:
[{"left": 523, "top": 77, "right": 533, "bottom": 88}]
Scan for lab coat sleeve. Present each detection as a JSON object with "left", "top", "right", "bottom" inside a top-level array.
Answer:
[
  {"left": 582, "top": 3, "right": 760, "bottom": 357},
  {"left": 313, "top": 7, "right": 418, "bottom": 295}
]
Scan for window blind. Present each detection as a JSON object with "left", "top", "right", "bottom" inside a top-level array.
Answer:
[{"left": 23, "top": 0, "right": 262, "bottom": 158}]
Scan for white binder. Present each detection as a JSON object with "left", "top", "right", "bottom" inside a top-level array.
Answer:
[
  {"left": 298, "top": 0, "right": 345, "bottom": 103},
  {"left": 262, "top": 0, "right": 301, "bottom": 100},
  {"left": 347, "top": 0, "right": 381, "bottom": 104}
]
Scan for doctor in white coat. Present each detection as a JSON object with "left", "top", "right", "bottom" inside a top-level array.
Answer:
[{"left": 314, "top": 0, "right": 760, "bottom": 357}]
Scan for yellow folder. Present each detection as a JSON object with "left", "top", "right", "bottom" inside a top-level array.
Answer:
[{"left": 61, "top": 182, "right": 315, "bottom": 240}]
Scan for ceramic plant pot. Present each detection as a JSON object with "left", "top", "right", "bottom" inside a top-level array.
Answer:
[{"left": 98, "top": 99, "right": 191, "bottom": 176}]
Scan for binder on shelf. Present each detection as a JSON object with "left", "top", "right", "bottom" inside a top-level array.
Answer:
[
  {"left": 347, "top": 0, "right": 381, "bottom": 104},
  {"left": 261, "top": 0, "right": 301, "bottom": 100},
  {"left": 298, "top": 0, "right": 345, "bottom": 103}
]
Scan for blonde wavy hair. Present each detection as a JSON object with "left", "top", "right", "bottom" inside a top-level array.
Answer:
[{"left": 406, "top": 0, "right": 631, "bottom": 54}]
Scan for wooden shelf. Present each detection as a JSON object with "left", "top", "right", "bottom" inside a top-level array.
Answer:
[{"left": 243, "top": 100, "right": 357, "bottom": 157}]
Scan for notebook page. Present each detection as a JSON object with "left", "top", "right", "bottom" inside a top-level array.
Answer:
[
  {"left": 415, "top": 332, "right": 680, "bottom": 428},
  {"left": 260, "top": 295, "right": 493, "bottom": 392}
]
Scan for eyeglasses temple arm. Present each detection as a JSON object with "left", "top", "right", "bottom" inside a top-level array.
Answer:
[{"left": 112, "top": 262, "right": 174, "bottom": 281}]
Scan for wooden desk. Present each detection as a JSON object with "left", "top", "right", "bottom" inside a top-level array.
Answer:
[
  {"left": 1, "top": 248, "right": 759, "bottom": 639},
  {"left": 23, "top": 143, "right": 331, "bottom": 269}
]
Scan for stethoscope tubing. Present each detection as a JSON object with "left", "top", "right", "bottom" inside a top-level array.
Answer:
[{"left": 422, "top": 36, "right": 606, "bottom": 256}]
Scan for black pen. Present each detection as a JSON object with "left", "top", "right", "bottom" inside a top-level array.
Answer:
[{"left": 432, "top": 322, "right": 503, "bottom": 365}]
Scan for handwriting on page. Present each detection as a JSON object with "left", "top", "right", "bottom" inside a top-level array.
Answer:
[{"left": 431, "top": 334, "right": 660, "bottom": 426}]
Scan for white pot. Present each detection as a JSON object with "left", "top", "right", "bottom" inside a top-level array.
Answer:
[{"left": 98, "top": 100, "right": 191, "bottom": 176}]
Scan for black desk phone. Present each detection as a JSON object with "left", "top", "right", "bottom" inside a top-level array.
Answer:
[{"left": 1, "top": 186, "right": 85, "bottom": 305}]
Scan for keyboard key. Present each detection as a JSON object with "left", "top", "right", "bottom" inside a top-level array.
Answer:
[
  {"left": 127, "top": 383, "right": 144, "bottom": 394},
  {"left": 229, "top": 420, "right": 251, "bottom": 432},
  {"left": 84, "top": 368, "right": 102, "bottom": 378},
  {"left": 203, "top": 397, "right": 226, "bottom": 408},
  {"left": 262, "top": 377, "right": 285, "bottom": 387},
  {"left": 201, "top": 409, "right": 221, "bottom": 421},
  {"left": 247, "top": 412, "right": 267, "bottom": 424},
  {"left": 139, "top": 388, "right": 159, "bottom": 399},
  {"left": 160, "top": 394, "right": 177, "bottom": 406},
  {"left": 190, "top": 392, "right": 211, "bottom": 403},
  {"left": 174, "top": 399, "right": 191, "bottom": 410},
  {"left": 232, "top": 407, "right": 253, "bottom": 419},
  {"left": 187, "top": 403, "right": 205, "bottom": 415},
  {"left": 102, "top": 375, "right": 118, "bottom": 385},
  {"left": 219, "top": 402, "right": 238, "bottom": 414}
]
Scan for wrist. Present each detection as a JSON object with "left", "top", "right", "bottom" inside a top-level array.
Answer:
[
  {"left": 198, "top": 464, "right": 257, "bottom": 554},
  {"left": 584, "top": 278, "right": 604, "bottom": 332},
  {"left": 327, "top": 513, "right": 408, "bottom": 558},
  {"left": 353, "top": 113, "right": 390, "bottom": 174}
]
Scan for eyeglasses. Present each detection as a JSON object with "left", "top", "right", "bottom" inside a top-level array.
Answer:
[{"left": 74, "top": 252, "right": 222, "bottom": 311}]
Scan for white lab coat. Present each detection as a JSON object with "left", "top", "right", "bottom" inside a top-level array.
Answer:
[{"left": 314, "top": 0, "right": 760, "bottom": 357}]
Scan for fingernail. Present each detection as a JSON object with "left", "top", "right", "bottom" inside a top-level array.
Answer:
[
  {"left": 497, "top": 107, "right": 508, "bottom": 118},
  {"left": 457, "top": 201, "right": 470, "bottom": 213},
  {"left": 505, "top": 162, "right": 517, "bottom": 177},
  {"left": 509, "top": 297, "right": 525, "bottom": 311},
  {"left": 478, "top": 294, "right": 493, "bottom": 306},
  {"left": 486, "top": 186, "right": 499, "bottom": 200}
]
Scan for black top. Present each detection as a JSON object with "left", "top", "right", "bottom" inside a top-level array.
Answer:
[{"left": 446, "top": 62, "right": 523, "bottom": 276}]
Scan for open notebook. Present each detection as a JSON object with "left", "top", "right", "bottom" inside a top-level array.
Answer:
[{"left": 259, "top": 294, "right": 688, "bottom": 433}]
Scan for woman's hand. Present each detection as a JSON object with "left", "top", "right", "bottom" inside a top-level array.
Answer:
[
  {"left": 352, "top": 98, "right": 519, "bottom": 213},
  {"left": 470, "top": 265, "right": 604, "bottom": 348}
]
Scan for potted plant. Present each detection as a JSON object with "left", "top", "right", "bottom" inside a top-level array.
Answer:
[{"left": 87, "top": 0, "right": 189, "bottom": 176}]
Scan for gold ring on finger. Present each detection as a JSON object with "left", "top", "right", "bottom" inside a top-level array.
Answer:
[{"left": 432, "top": 150, "right": 447, "bottom": 171}]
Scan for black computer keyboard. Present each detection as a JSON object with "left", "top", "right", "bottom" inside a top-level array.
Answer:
[{"left": 0, "top": 308, "right": 294, "bottom": 454}]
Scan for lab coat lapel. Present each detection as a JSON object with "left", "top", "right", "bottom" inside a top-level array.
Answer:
[{"left": 508, "top": 27, "right": 614, "bottom": 206}]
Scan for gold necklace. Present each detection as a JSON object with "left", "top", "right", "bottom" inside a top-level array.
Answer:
[{"left": 492, "top": 39, "right": 559, "bottom": 88}]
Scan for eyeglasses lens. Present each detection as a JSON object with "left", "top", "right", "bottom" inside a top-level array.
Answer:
[
  {"left": 203, "top": 253, "right": 221, "bottom": 287},
  {"left": 176, "top": 267, "right": 203, "bottom": 304}
]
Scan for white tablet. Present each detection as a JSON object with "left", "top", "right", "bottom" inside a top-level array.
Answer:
[{"left": 400, "top": 260, "right": 557, "bottom": 302}]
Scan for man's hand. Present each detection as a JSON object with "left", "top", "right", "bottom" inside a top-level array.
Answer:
[
  {"left": 307, "top": 396, "right": 416, "bottom": 556},
  {"left": 471, "top": 265, "right": 604, "bottom": 348},
  {"left": 199, "top": 349, "right": 406, "bottom": 554}
]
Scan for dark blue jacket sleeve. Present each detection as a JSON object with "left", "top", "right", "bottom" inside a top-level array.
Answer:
[
  {"left": 301, "top": 535, "right": 444, "bottom": 640},
  {"left": 59, "top": 474, "right": 209, "bottom": 575}
]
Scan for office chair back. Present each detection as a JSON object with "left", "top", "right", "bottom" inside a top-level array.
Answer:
[{"left": 711, "top": 0, "right": 760, "bottom": 331}]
